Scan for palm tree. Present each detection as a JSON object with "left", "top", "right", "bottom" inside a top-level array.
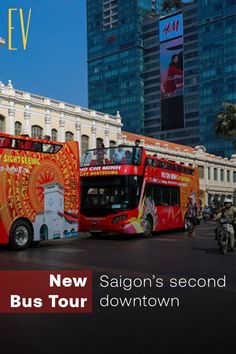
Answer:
[
  {"left": 161, "top": 0, "right": 183, "bottom": 12},
  {"left": 215, "top": 103, "right": 236, "bottom": 148}
]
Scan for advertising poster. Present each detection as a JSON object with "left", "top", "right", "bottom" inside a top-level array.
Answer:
[
  {"left": 160, "top": 13, "right": 184, "bottom": 130},
  {"left": 0, "top": 2, "right": 235, "bottom": 354}
]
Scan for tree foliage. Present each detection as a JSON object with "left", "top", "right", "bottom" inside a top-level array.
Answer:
[{"left": 215, "top": 103, "right": 236, "bottom": 147}]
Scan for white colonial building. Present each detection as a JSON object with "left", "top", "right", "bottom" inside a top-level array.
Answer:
[
  {"left": 0, "top": 80, "right": 122, "bottom": 155},
  {"left": 0, "top": 80, "right": 235, "bottom": 206},
  {"left": 123, "top": 131, "right": 236, "bottom": 207}
]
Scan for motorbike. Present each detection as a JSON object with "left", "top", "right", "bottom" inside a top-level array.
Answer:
[
  {"left": 215, "top": 218, "right": 235, "bottom": 254},
  {"left": 203, "top": 211, "right": 210, "bottom": 221}
]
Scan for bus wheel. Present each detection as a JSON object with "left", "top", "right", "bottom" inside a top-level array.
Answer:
[
  {"left": 143, "top": 217, "right": 153, "bottom": 238},
  {"left": 10, "top": 219, "right": 33, "bottom": 250}
]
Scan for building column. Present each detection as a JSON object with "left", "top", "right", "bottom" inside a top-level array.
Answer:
[
  {"left": 24, "top": 105, "right": 31, "bottom": 134},
  {"left": 104, "top": 124, "right": 109, "bottom": 147},
  {"left": 75, "top": 118, "right": 81, "bottom": 144},
  {"left": 91, "top": 121, "right": 97, "bottom": 149},
  {"left": 205, "top": 191, "right": 208, "bottom": 206},
  {"left": 115, "top": 111, "right": 123, "bottom": 145},
  {"left": 8, "top": 101, "right": 15, "bottom": 134},
  {"left": 210, "top": 166, "right": 214, "bottom": 183},
  {"left": 45, "top": 109, "right": 51, "bottom": 137},
  {"left": 59, "top": 113, "right": 65, "bottom": 142}
]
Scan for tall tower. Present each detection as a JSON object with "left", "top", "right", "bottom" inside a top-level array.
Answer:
[{"left": 87, "top": 0, "right": 156, "bottom": 134}]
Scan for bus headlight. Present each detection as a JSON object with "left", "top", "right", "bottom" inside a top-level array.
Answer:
[{"left": 112, "top": 215, "right": 128, "bottom": 224}]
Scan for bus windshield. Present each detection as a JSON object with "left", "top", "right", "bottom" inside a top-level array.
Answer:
[
  {"left": 81, "top": 146, "right": 142, "bottom": 167},
  {"left": 81, "top": 175, "right": 142, "bottom": 216}
]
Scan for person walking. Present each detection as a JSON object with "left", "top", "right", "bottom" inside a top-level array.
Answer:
[{"left": 186, "top": 195, "right": 198, "bottom": 236}]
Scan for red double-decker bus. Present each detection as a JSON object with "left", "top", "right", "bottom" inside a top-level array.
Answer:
[
  {"left": 80, "top": 145, "right": 199, "bottom": 237},
  {"left": 0, "top": 133, "right": 80, "bottom": 250}
]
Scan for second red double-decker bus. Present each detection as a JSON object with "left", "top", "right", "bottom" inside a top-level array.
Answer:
[
  {"left": 80, "top": 145, "right": 199, "bottom": 237},
  {"left": 0, "top": 133, "right": 80, "bottom": 250}
]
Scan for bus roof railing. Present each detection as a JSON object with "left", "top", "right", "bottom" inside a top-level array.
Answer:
[{"left": 0, "top": 133, "right": 63, "bottom": 154}]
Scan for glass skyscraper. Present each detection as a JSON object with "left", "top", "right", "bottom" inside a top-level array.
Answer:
[
  {"left": 87, "top": 1, "right": 236, "bottom": 157},
  {"left": 144, "top": 1, "right": 199, "bottom": 146},
  {"left": 198, "top": 0, "right": 236, "bottom": 157},
  {"left": 87, "top": 0, "right": 156, "bottom": 133}
]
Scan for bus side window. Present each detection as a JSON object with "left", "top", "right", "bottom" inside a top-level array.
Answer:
[
  {"left": 161, "top": 162, "right": 167, "bottom": 169},
  {"left": 16, "top": 140, "right": 25, "bottom": 149},
  {"left": 174, "top": 165, "right": 179, "bottom": 172},
  {"left": 32, "top": 142, "right": 42, "bottom": 152},
  {"left": 42, "top": 143, "right": 55, "bottom": 153},
  {"left": 171, "top": 188, "right": 180, "bottom": 206},
  {"left": 153, "top": 185, "right": 161, "bottom": 206},
  {"left": 0, "top": 137, "right": 12, "bottom": 148},
  {"left": 54, "top": 145, "right": 62, "bottom": 153},
  {"left": 145, "top": 184, "right": 153, "bottom": 199},
  {"left": 24, "top": 141, "right": 33, "bottom": 150},
  {"left": 162, "top": 188, "right": 170, "bottom": 206},
  {"left": 16, "top": 139, "right": 34, "bottom": 151}
]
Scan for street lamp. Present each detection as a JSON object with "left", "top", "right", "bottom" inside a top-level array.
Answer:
[{"left": 0, "top": 37, "right": 5, "bottom": 46}]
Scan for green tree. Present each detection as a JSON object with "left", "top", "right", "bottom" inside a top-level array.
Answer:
[{"left": 215, "top": 103, "right": 236, "bottom": 147}]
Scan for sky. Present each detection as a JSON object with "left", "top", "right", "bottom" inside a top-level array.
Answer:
[{"left": 0, "top": 0, "right": 87, "bottom": 106}]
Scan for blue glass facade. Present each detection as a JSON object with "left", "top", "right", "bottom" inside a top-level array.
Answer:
[
  {"left": 198, "top": 0, "right": 236, "bottom": 157},
  {"left": 87, "top": 0, "right": 155, "bottom": 133}
]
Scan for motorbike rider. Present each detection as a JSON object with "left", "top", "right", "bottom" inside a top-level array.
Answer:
[{"left": 215, "top": 198, "right": 236, "bottom": 251}]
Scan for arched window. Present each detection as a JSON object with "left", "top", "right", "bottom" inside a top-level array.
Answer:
[
  {"left": 51, "top": 129, "right": 58, "bottom": 141},
  {"left": 81, "top": 135, "right": 89, "bottom": 155},
  {"left": 96, "top": 137, "right": 103, "bottom": 148},
  {"left": 65, "top": 131, "right": 74, "bottom": 142},
  {"left": 109, "top": 140, "right": 116, "bottom": 147},
  {"left": 15, "top": 121, "right": 22, "bottom": 136},
  {"left": 109, "top": 140, "right": 116, "bottom": 159},
  {"left": 0, "top": 115, "right": 5, "bottom": 133},
  {"left": 31, "top": 125, "right": 43, "bottom": 139}
]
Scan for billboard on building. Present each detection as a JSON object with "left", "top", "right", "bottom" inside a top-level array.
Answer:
[{"left": 160, "top": 13, "right": 184, "bottom": 131}]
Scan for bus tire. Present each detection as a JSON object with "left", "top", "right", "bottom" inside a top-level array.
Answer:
[
  {"left": 143, "top": 216, "right": 153, "bottom": 238},
  {"left": 10, "top": 219, "right": 33, "bottom": 251}
]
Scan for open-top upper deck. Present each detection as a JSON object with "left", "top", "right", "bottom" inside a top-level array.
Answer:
[{"left": 80, "top": 145, "right": 195, "bottom": 177}]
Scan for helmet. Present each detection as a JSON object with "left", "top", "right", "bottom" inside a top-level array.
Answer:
[{"left": 224, "top": 198, "right": 232, "bottom": 204}]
